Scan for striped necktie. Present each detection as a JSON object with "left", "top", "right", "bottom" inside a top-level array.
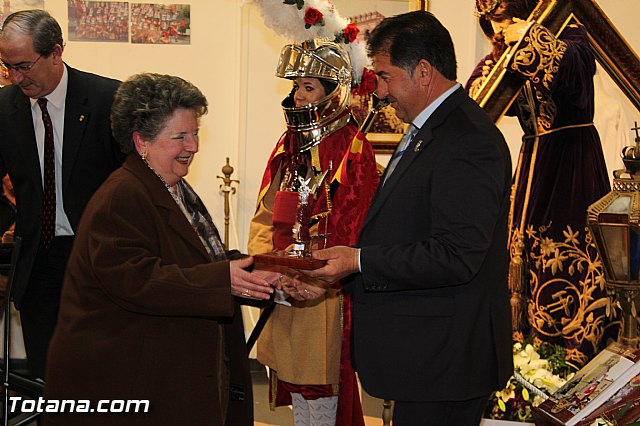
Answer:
[{"left": 384, "top": 124, "right": 417, "bottom": 185}]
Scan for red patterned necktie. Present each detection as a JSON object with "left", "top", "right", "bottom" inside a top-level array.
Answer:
[{"left": 38, "top": 98, "right": 55, "bottom": 250}]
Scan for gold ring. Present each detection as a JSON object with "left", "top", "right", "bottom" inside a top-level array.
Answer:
[
  {"left": 278, "top": 274, "right": 284, "bottom": 284},
  {"left": 303, "top": 288, "right": 310, "bottom": 295},
  {"left": 242, "top": 288, "right": 251, "bottom": 297}
]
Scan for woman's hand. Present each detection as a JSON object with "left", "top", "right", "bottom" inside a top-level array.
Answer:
[
  {"left": 276, "top": 271, "right": 327, "bottom": 302},
  {"left": 229, "top": 257, "right": 275, "bottom": 300}
]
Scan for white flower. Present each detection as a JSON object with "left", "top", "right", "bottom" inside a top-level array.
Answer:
[
  {"left": 589, "top": 419, "right": 615, "bottom": 426},
  {"left": 513, "top": 343, "right": 567, "bottom": 394},
  {"left": 532, "top": 395, "right": 545, "bottom": 407}
]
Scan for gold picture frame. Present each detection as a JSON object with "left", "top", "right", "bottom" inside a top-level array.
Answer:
[
  {"left": 472, "top": 0, "right": 640, "bottom": 122},
  {"left": 415, "top": 0, "right": 430, "bottom": 12},
  {"left": 339, "top": 0, "right": 429, "bottom": 153}
]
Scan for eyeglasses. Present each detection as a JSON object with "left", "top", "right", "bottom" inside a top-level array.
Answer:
[{"left": 0, "top": 55, "right": 42, "bottom": 74}]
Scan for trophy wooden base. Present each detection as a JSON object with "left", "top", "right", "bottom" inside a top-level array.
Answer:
[{"left": 254, "top": 251, "right": 326, "bottom": 270}]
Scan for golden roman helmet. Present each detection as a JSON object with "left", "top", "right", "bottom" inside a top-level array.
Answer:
[{"left": 276, "top": 38, "right": 353, "bottom": 152}]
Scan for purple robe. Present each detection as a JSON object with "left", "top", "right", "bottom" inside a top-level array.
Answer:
[{"left": 466, "top": 22, "right": 620, "bottom": 367}]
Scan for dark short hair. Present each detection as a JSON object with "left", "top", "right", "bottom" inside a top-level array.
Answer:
[
  {"left": 110, "top": 73, "right": 208, "bottom": 154},
  {"left": 318, "top": 79, "right": 337, "bottom": 97},
  {"left": 367, "top": 11, "right": 457, "bottom": 81},
  {"left": 0, "top": 9, "right": 63, "bottom": 56}
]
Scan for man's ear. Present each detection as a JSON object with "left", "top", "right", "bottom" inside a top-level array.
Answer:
[
  {"left": 416, "top": 59, "right": 433, "bottom": 85},
  {"left": 50, "top": 44, "right": 64, "bottom": 65}
]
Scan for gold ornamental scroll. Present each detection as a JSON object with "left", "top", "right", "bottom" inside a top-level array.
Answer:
[{"left": 472, "top": 0, "right": 640, "bottom": 123}]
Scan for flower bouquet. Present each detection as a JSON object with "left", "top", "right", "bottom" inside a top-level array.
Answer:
[{"left": 485, "top": 338, "right": 574, "bottom": 422}]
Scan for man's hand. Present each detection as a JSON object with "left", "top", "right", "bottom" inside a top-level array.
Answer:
[
  {"left": 503, "top": 18, "right": 531, "bottom": 45},
  {"left": 302, "top": 246, "right": 359, "bottom": 285},
  {"left": 482, "top": 59, "right": 494, "bottom": 77}
]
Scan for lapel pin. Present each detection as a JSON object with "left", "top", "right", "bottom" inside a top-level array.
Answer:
[
  {"left": 414, "top": 140, "right": 423, "bottom": 152},
  {"left": 79, "top": 115, "right": 85, "bottom": 122}
]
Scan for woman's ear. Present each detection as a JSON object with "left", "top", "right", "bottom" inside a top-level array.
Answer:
[{"left": 132, "top": 131, "right": 148, "bottom": 157}]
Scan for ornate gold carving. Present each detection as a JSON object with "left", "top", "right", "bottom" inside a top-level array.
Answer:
[
  {"left": 613, "top": 181, "right": 640, "bottom": 192},
  {"left": 586, "top": 191, "right": 619, "bottom": 222}
]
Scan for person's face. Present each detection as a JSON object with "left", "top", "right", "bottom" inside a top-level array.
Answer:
[
  {"left": 489, "top": 2, "right": 514, "bottom": 34},
  {"left": 293, "top": 77, "right": 326, "bottom": 107},
  {"left": 0, "top": 32, "right": 62, "bottom": 98},
  {"left": 373, "top": 53, "right": 424, "bottom": 124},
  {"left": 135, "top": 108, "right": 200, "bottom": 187}
]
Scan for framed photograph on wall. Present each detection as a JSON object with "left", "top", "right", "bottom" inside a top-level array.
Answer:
[
  {"left": 333, "top": 0, "right": 429, "bottom": 153},
  {"left": 131, "top": 3, "right": 191, "bottom": 45},
  {"left": 68, "top": 1, "right": 129, "bottom": 43},
  {"left": 1, "top": 0, "right": 45, "bottom": 26}
]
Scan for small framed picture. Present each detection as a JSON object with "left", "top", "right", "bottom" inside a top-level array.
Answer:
[{"left": 336, "top": 0, "right": 429, "bottom": 153}]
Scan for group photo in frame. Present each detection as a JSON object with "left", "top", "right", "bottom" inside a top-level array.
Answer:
[
  {"left": 333, "top": 0, "right": 428, "bottom": 153},
  {"left": 67, "top": 0, "right": 129, "bottom": 43}
]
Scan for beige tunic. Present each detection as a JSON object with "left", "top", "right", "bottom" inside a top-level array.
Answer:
[{"left": 248, "top": 177, "right": 342, "bottom": 385}]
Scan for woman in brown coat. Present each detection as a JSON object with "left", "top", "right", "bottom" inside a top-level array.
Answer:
[{"left": 44, "top": 73, "right": 277, "bottom": 425}]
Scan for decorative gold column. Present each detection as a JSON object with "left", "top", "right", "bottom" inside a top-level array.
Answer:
[{"left": 217, "top": 158, "right": 239, "bottom": 249}]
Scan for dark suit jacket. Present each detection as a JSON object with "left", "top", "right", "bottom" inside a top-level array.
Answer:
[
  {"left": 350, "top": 87, "right": 514, "bottom": 402},
  {"left": 44, "top": 154, "right": 253, "bottom": 426},
  {"left": 0, "top": 65, "right": 122, "bottom": 305}
]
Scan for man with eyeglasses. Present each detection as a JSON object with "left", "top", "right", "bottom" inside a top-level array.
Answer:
[{"left": 0, "top": 9, "right": 123, "bottom": 379}]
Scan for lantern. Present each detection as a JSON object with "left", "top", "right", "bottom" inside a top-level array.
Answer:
[{"left": 587, "top": 123, "right": 640, "bottom": 347}]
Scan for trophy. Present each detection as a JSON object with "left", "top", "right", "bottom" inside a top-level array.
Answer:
[
  {"left": 290, "top": 177, "right": 313, "bottom": 257},
  {"left": 254, "top": 94, "right": 388, "bottom": 270},
  {"left": 254, "top": 176, "right": 327, "bottom": 270}
]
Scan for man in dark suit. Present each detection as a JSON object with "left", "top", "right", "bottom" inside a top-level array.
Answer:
[
  {"left": 0, "top": 9, "right": 122, "bottom": 378},
  {"left": 306, "top": 11, "right": 514, "bottom": 425}
]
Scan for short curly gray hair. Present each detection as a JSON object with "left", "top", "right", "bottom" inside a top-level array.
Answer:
[{"left": 111, "top": 73, "right": 208, "bottom": 154}]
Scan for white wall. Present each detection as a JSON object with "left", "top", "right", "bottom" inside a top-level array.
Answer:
[
  {"left": 36, "top": 1, "right": 639, "bottom": 344},
  {"left": 42, "top": 0, "right": 639, "bottom": 254},
  {"left": 591, "top": 0, "right": 639, "bottom": 175},
  {"left": 44, "top": 0, "right": 246, "bottom": 246},
  {"left": 430, "top": 0, "right": 640, "bottom": 179}
]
